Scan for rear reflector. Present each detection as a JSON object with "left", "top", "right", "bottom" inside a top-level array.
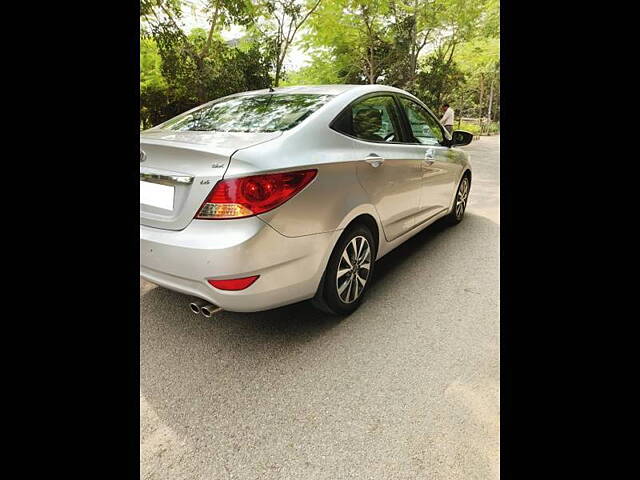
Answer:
[{"left": 207, "top": 275, "right": 259, "bottom": 291}]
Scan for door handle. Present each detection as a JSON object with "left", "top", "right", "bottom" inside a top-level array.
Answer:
[
  {"left": 365, "top": 154, "right": 385, "bottom": 168},
  {"left": 423, "top": 149, "right": 435, "bottom": 166}
]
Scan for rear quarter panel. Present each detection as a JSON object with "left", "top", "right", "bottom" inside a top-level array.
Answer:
[{"left": 226, "top": 126, "right": 383, "bottom": 242}]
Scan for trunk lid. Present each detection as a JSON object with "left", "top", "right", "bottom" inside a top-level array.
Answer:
[{"left": 140, "top": 130, "right": 282, "bottom": 230}]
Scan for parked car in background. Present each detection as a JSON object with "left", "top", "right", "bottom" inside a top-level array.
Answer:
[{"left": 140, "top": 85, "right": 473, "bottom": 315}]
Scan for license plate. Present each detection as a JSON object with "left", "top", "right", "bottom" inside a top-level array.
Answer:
[{"left": 140, "top": 181, "right": 175, "bottom": 210}]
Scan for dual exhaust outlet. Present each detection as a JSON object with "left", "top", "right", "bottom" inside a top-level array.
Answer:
[{"left": 189, "top": 300, "right": 219, "bottom": 318}]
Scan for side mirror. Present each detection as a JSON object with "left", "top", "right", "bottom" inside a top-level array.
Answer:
[{"left": 450, "top": 130, "right": 474, "bottom": 147}]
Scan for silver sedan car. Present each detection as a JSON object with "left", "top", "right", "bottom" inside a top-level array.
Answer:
[{"left": 140, "top": 85, "right": 472, "bottom": 315}]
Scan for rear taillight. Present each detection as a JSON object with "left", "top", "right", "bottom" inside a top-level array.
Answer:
[
  {"left": 208, "top": 276, "right": 259, "bottom": 291},
  {"left": 196, "top": 169, "right": 317, "bottom": 219}
]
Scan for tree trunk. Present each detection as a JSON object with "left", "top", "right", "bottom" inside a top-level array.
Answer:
[
  {"left": 487, "top": 76, "right": 495, "bottom": 133},
  {"left": 274, "top": 51, "right": 282, "bottom": 86},
  {"left": 368, "top": 51, "right": 376, "bottom": 84},
  {"left": 491, "top": 85, "right": 499, "bottom": 122},
  {"left": 458, "top": 90, "right": 463, "bottom": 129},
  {"left": 409, "top": 0, "right": 417, "bottom": 84},
  {"left": 274, "top": 65, "right": 281, "bottom": 86},
  {"left": 492, "top": 98, "right": 498, "bottom": 122},
  {"left": 478, "top": 74, "right": 484, "bottom": 117},
  {"left": 478, "top": 73, "right": 485, "bottom": 134},
  {"left": 202, "top": 4, "right": 220, "bottom": 58},
  {"left": 274, "top": 42, "right": 288, "bottom": 87}
]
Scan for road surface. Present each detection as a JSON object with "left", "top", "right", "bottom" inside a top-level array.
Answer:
[{"left": 140, "top": 135, "right": 500, "bottom": 479}]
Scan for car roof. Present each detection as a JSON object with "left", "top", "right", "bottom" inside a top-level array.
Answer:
[{"left": 235, "top": 84, "right": 408, "bottom": 97}]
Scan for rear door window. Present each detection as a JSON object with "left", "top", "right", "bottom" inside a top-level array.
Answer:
[{"left": 332, "top": 95, "right": 402, "bottom": 143}]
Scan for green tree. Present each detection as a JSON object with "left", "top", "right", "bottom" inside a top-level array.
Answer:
[
  {"left": 140, "top": 0, "right": 500, "bottom": 130},
  {"left": 408, "top": 0, "right": 497, "bottom": 112},
  {"left": 304, "top": 0, "right": 396, "bottom": 84},
  {"left": 140, "top": 37, "right": 167, "bottom": 90},
  {"left": 413, "top": 55, "right": 465, "bottom": 109},
  {"left": 385, "top": 0, "right": 447, "bottom": 90},
  {"left": 303, "top": 0, "right": 491, "bottom": 93},
  {"left": 140, "top": 0, "right": 274, "bottom": 128},
  {"left": 250, "top": 0, "right": 324, "bottom": 86},
  {"left": 455, "top": 37, "right": 499, "bottom": 115},
  {"left": 281, "top": 49, "right": 341, "bottom": 85}
]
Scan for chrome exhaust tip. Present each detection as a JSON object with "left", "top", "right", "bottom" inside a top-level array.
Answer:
[
  {"left": 201, "top": 304, "right": 218, "bottom": 318},
  {"left": 189, "top": 300, "right": 207, "bottom": 314}
]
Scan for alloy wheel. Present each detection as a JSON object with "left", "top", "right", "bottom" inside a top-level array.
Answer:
[
  {"left": 455, "top": 177, "right": 470, "bottom": 219},
  {"left": 336, "top": 235, "right": 372, "bottom": 304}
]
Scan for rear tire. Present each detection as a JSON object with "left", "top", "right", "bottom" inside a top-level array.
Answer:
[
  {"left": 312, "top": 224, "right": 376, "bottom": 316},
  {"left": 445, "top": 174, "right": 471, "bottom": 225}
]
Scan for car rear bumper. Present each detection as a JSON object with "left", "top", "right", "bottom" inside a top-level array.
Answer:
[{"left": 140, "top": 218, "right": 337, "bottom": 312}]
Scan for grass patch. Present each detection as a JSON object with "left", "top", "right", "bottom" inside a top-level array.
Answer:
[{"left": 456, "top": 121, "right": 500, "bottom": 136}]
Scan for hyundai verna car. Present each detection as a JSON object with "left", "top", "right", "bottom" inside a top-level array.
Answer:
[{"left": 140, "top": 85, "right": 473, "bottom": 315}]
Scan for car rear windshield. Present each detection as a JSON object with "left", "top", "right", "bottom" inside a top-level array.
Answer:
[{"left": 160, "top": 93, "right": 334, "bottom": 133}]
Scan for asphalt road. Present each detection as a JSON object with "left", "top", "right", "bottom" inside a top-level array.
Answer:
[{"left": 140, "top": 135, "right": 500, "bottom": 479}]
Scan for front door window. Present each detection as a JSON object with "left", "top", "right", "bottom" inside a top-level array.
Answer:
[{"left": 399, "top": 98, "right": 444, "bottom": 146}]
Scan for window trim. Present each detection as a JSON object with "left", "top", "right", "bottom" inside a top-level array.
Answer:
[
  {"left": 394, "top": 94, "right": 452, "bottom": 147},
  {"left": 329, "top": 92, "right": 413, "bottom": 145}
]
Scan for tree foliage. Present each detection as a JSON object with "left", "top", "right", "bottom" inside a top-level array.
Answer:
[
  {"left": 303, "top": 0, "right": 395, "bottom": 85},
  {"left": 300, "top": 0, "right": 498, "bottom": 116},
  {"left": 250, "top": 0, "right": 324, "bottom": 86},
  {"left": 140, "top": 0, "right": 500, "bottom": 128},
  {"left": 140, "top": 0, "right": 274, "bottom": 128}
]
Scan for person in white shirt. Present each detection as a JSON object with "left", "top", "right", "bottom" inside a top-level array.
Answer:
[{"left": 440, "top": 102, "right": 454, "bottom": 134}]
